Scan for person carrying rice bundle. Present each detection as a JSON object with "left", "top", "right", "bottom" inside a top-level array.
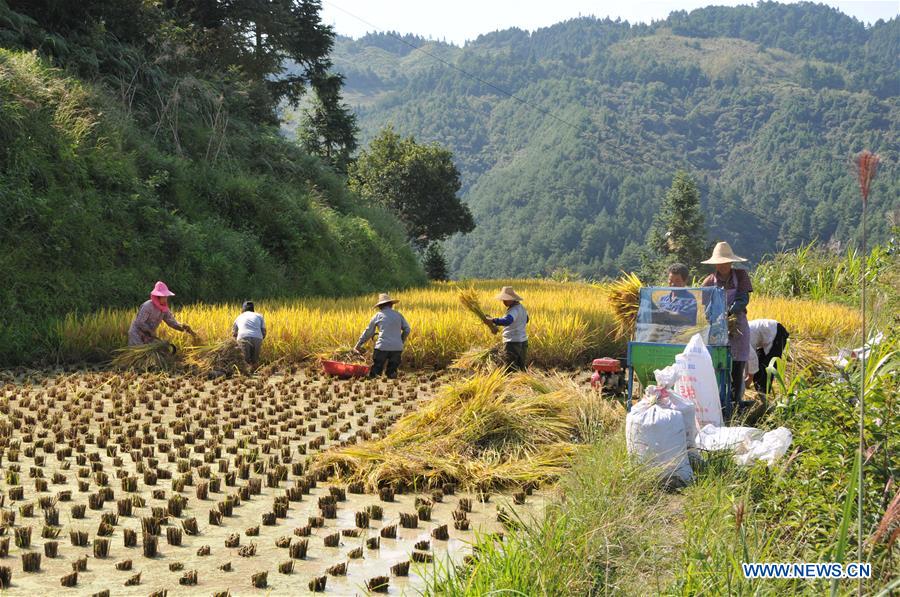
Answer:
[
  {"left": 354, "top": 293, "right": 411, "bottom": 379},
  {"left": 483, "top": 286, "right": 529, "bottom": 371},
  {"left": 231, "top": 301, "right": 266, "bottom": 367},
  {"left": 127, "top": 281, "right": 193, "bottom": 346},
  {"left": 701, "top": 242, "right": 752, "bottom": 408}
]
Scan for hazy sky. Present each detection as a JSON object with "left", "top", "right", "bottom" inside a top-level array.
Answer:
[{"left": 321, "top": 0, "right": 898, "bottom": 45}]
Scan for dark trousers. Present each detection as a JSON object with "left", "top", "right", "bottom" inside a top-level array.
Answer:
[
  {"left": 504, "top": 341, "right": 528, "bottom": 371},
  {"left": 238, "top": 337, "right": 262, "bottom": 366},
  {"left": 370, "top": 349, "right": 402, "bottom": 379},
  {"left": 732, "top": 360, "right": 746, "bottom": 408},
  {"left": 753, "top": 324, "right": 790, "bottom": 394}
]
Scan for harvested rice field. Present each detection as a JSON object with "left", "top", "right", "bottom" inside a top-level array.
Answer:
[{"left": 0, "top": 366, "right": 549, "bottom": 595}]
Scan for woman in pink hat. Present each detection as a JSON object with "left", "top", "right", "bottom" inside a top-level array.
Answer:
[{"left": 127, "top": 281, "right": 194, "bottom": 346}]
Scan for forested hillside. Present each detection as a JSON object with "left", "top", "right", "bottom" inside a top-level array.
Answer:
[
  {"left": 0, "top": 1, "right": 424, "bottom": 363},
  {"left": 315, "top": 1, "right": 899, "bottom": 278}
]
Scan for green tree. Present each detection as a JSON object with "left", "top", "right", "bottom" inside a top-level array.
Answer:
[
  {"left": 647, "top": 171, "right": 708, "bottom": 277},
  {"left": 349, "top": 127, "right": 474, "bottom": 247},
  {"left": 299, "top": 73, "right": 358, "bottom": 172},
  {"left": 423, "top": 242, "right": 450, "bottom": 281}
]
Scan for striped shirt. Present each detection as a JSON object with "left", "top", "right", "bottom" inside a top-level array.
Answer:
[{"left": 128, "top": 300, "right": 183, "bottom": 345}]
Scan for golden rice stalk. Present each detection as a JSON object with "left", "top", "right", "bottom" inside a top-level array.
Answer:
[
  {"left": 111, "top": 342, "right": 178, "bottom": 372},
  {"left": 184, "top": 339, "right": 248, "bottom": 376},
  {"left": 728, "top": 313, "right": 740, "bottom": 338},
  {"left": 314, "top": 370, "right": 624, "bottom": 491},
  {"left": 449, "top": 346, "right": 503, "bottom": 371},
  {"left": 316, "top": 346, "right": 368, "bottom": 365},
  {"left": 784, "top": 338, "right": 829, "bottom": 374},
  {"left": 459, "top": 287, "right": 499, "bottom": 334},
  {"left": 606, "top": 273, "right": 642, "bottom": 339}
]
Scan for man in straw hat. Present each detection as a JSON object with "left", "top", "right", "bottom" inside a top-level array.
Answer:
[
  {"left": 128, "top": 281, "right": 194, "bottom": 346},
  {"left": 484, "top": 286, "right": 529, "bottom": 370},
  {"left": 354, "top": 293, "right": 411, "bottom": 379},
  {"left": 701, "top": 241, "right": 753, "bottom": 410}
]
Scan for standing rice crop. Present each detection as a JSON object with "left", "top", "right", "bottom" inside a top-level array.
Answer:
[{"left": 57, "top": 279, "right": 859, "bottom": 369}]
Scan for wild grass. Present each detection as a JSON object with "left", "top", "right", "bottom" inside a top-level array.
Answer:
[
  {"left": 56, "top": 279, "right": 859, "bottom": 368},
  {"left": 422, "top": 436, "right": 677, "bottom": 595},
  {"left": 754, "top": 241, "right": 895, "bottom": 310}
]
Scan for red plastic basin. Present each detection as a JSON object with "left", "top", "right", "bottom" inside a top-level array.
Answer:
[{"left": 321, "top": 360, "right": 370, "bottom": 378}]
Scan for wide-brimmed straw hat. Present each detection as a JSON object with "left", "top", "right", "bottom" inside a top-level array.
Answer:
[
  {"left": 701, "top": 242, "right": 747, "bottom": 265},
  {"left": 495, "top": 286, "right": 523, "bottom": 302},
  {"left": 374, "top": 293, "right": 399, "bottom": 308},
  {"left": 150, "top": 281, "right": 175, "bottom": 297}
]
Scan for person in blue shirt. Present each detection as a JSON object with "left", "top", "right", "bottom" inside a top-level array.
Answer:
[
  {"left": 654, "top": 263, "right": 698, "bottom": 326},
  {"left": 354, "top": 293, "right": 411, "bottom": 379},
  {"left": 483, "top": 286, "right": 529, "bottom": 370}
]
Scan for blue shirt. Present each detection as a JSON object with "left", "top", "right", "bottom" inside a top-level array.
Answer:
[{"left": 654, "top": 289, "right": 698, "bottom": 326}]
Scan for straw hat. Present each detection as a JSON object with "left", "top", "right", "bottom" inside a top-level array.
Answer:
[
  {"left": 495, "top": 286, "right": 523, "bottom": 302},
  {"left": 374, "top": 293, "right": 399, "bottom": 308},
  {"left": 150, "top": 281, "right": 175, "bottom": 297},
  {"left": 701, "top": 242, "right": 747, "bottom": 265}
]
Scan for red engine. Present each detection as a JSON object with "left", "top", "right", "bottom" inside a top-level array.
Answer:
[{"left": 590, "top": 357, "right": 626, "bottom": 393}]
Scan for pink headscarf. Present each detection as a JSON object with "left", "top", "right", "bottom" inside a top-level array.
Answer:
[
  {"left": 149, "top": 281, "right": 174, "bottom": 313},
  {"left": 150, "top": 295, "right": 170, "bottom": 313}
]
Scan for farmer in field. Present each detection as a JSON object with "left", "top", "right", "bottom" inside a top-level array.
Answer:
[
  {"left": 484, "top": 286, "right": 529, "bottom": 371},
  {"left": 701, "top": 242, "right": 752, "bottom": 408},
  {"left": 354, "top": 293, "right": 411, "bottom": 379},
  {"left": 128, "top": 281, "right": 194, "bottom": 345},
  {"left": 745, "top": 318, "right": 790, "bottom": 394},
  {"left": 231, "top": 301, "right": 266, "bottom": 367}
]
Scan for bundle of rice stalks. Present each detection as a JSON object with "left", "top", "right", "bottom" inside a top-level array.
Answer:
[
  {"left": 111, "top": 342, "right": 178, "bottom": 372},
  {"left": 459, "top": 287, "right": 499, "bottom": 335},
  {"left": 785, "top": 338, "right": 829, "bottom": 375},
  {"left": 316, "top": 346, "right": 368, "bottom": 365},
  {"left": 449, "top": 346, "right": 503, "bottom": 371},
  {"left": 184, "top": 339, "right": 248, "bottom": 376},
  {"left": 606, "top": 273, "right": 642, "bottom": 339},
  {"left": 728, "top": 313, "right": 740, "bottom": 339},
  {"left": 314, "top": 369, "right": 624, "bottom": 491}
]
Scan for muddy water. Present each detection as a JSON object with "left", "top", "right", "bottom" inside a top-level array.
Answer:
[{"left": 0, "top": 367, "right": 547, "bottom": 596}]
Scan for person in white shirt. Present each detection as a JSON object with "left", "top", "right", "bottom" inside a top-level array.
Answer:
[
  {"left": 746, "top": 318, "right": 789, "bottom": 394},
  {"left": 484, "top": 286, "right": 529, "bottom": 371},
  {"left": 232, "top": 301, "right": 266, "bottom": 367}
]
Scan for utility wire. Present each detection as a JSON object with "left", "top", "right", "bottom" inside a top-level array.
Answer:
[{"left": 323, "top": 1, "right": 892, "bottom": 234}]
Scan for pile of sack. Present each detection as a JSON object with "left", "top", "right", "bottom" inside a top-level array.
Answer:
[{"left": 625, "top": 334, "right": 792, "bottom": 486}]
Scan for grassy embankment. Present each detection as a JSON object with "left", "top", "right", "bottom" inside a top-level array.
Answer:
[{"left": 0, "top": 48, "right": 424, "bottom": 365}]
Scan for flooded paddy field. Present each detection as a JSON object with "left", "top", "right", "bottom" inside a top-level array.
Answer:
[{"left": 0, "top": 367, "right": 545, "bottom": 595}]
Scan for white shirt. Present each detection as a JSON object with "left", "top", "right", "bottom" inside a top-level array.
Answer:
[
  {"left": 749, "top": 319, "right": 779, "bottom": 353},
  {"left": 500, "top": 303, "right": 528, "bottom": 343},
  {"left": 232, "top": 311, "right": 266, "bottom": 340},
  {"left": 746, "top": 319, "right": 779, "bottom": 375}
]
